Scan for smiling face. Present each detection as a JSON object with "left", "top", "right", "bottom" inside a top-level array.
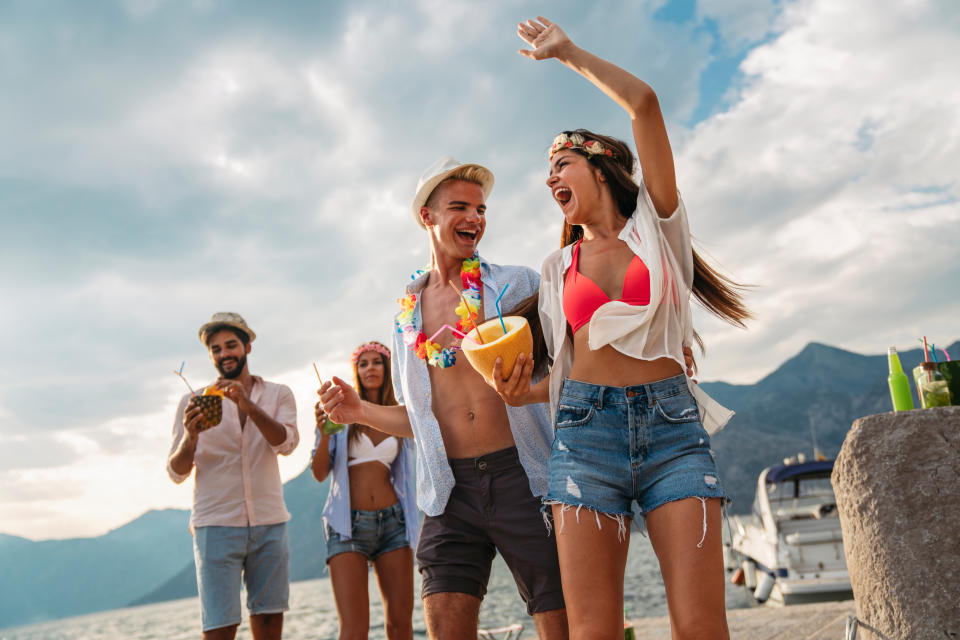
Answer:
[
  {"left": 420, "top": 179, "right": 486, "bottom": 260},
  {"left": 546, "top": 149, "right": 608, "bottom": 226},
  {"left": 206, "top": 329, "right": 251, "bottom": 379},
  {"left": 355, "top": 351, "right": 385, "bottom": 394}
]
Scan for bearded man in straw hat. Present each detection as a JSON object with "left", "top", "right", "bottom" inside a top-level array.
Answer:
[
  {"left": 168, "top": 312, "right": 299, "bottom": 640},
  {"left": 319, "top": 158, "right": 569, "bottom": 639}
]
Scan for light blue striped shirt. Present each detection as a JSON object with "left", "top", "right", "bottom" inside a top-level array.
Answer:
[{"left": 391, "top": 256, "right": 554, "bottom": 517}]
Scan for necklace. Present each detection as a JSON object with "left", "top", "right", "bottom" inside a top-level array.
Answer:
[{"left": 396, "top": 254, "right": 481, "bottom": 368}]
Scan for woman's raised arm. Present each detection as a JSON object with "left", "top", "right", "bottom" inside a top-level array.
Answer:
[{"left": 518, "top": 16, "right": 678, "bottom": 217}]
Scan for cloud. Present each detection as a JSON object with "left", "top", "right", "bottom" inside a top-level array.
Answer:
[
  {"left": 697, "top": 0, "right": 779, "bottom": 49},
  {"left": 676, "top": 0, "right": 960, "bottom": 382}
]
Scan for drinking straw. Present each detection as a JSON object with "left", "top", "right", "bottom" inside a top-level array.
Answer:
[
  {"left": 449, "top": 281, "right": 484, "bottom": 344},
  {"left": 173, "top": 369, "right": 197, "bottom": 396},
  {"left": 312, "top": 362, "right": 323, "bottom": 384},
  {"left": 178, "top": 361, "right": 185, "bottom": 375},
  {"left": 930, "top": 344, "right": 939, "bottom": 364},
  {"left": 494, "top": 283, "right": 510, "bottom": 335},
  {"left": 428, "top": 324, "right": 479, "bottom": 345},
  {"left": 922, "top": 336, "right": 930, "bottom": 362},
  {"left": 943, "top": 348, "right": 951, "bottom": 362}
]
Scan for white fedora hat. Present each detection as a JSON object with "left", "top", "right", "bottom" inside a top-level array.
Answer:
[{"left": 410, "top": 156, "right": 494, "bottom": 228}]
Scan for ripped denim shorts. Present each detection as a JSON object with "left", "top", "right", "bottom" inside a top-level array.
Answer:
[
  {"left": 546, "top": 375, "right": 726, "bottom": 521},
  {"left": 325, "top": 502, "right": 409, "bottom": 563}
]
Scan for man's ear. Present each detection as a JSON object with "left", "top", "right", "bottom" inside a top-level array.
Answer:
[
  {"left": 245, "top": 342, "right": 252, "bottom": 355},
  {"left": 419, "top": 206, "right": 433, "bottom": 227}
]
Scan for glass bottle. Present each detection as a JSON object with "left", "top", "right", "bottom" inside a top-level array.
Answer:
[
  {"left": 887, "top": 347, "right": 914, "bottom": 411},
  {"left": 917, "top": 362, "right": 951, "bottom": 408}
]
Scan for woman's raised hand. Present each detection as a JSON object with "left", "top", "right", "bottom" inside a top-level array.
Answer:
[
  {"left": 517, "top": 16, "right": 572, "bottom": 61},
  {"left": 314, "top": 399, "right": 328, "bottom": 429}
]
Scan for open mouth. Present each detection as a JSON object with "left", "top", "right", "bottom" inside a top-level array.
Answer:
[
  {"left": 553, "top": 187, "right": 572, "bottom": 206},
  {"left": 456, "top": 228, "right": 479, "bottom": 242}
]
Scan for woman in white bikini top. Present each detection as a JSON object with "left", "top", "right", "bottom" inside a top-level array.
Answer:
[
  {"left": 311, "top": 341, "right": 415, "bottom": 640},
  {"left": 348, "top": 430, "right": 399, "bottom": 468}
]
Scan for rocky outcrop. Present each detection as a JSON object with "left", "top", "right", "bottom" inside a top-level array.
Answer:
[{"left": 832, "top": 407, "right": 960, "bottom": 639}]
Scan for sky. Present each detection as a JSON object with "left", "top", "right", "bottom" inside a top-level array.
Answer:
[{"left": 1, "top": 0, "right": 958, "bottom": 540}]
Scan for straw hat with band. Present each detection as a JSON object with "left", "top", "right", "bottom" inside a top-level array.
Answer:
[
  {"left": 198, "top": 312, "right": 257, "bottom": 344},
  {"left": 410, "top": 156, "right": 495, "bottom": 229}
]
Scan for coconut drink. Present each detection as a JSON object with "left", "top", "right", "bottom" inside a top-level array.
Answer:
[{"left": 461, "top": 316, "right": 533, "bottom": 382}]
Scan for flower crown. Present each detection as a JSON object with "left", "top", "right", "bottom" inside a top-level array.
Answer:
[
  {"left": 549, "top": 132, "right": 615, "bottom": 160},
  {"left": 351, "top": 341, "right": 391, "bottom": 365}
]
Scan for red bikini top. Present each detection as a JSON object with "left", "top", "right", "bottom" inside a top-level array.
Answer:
[{"left": 563, "top": 240, "right": 651, "bottom": 334}]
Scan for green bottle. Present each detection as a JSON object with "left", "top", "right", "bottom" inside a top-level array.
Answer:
[{"left": 887, "top": 347, "right": 914, "bottom": 411}]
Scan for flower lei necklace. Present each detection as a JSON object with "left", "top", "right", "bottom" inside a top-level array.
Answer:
[{"left": 396, "top": 254, "right": 481, "bottom": 368}]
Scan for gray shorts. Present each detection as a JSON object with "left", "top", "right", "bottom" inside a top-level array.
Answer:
[
  {"left": 193, "top": 523, "right": 290, "bottom": 631},
  {"left": 415, "top": 446, "right": 565, "bottom": 615}
]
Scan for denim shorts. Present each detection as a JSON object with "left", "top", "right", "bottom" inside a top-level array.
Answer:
[
  {"left": 326, "top": 502, "right": 410, "bottom": 563},
  {"left": 193, "top": 523, "right": 290, "bottom": 632},
  {"left": 546, "top": 375, "right": 726, "bottom": 518}
]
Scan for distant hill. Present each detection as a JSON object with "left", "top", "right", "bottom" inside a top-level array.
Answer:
[
  {"left": 702, "top": 340, "right": 958, "bottom": 510},
  {"left": 2, "top": 340, "right": 955, "bottom": 629},
  {"left": 0, "top": 508, "right": 192, "bottom": 628}
]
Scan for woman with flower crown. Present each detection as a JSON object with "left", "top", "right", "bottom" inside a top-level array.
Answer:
[
  {"left": 490, "top": 16, "right": 751, "bottom": 640},
  {"left": 311, "top": 341, "right": 418, "bottom": 640}
]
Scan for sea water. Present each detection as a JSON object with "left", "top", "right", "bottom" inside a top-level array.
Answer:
[{"left": 1, "top": 538, "right": 750, "bottom": 639}]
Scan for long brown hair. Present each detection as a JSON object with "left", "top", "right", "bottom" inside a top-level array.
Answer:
[
  {"left": 556, "top": 129, "right": 751, "bottom": 346},
  {"left": 505, "top": 293, "right": 548, "bottom": 379},
  {"left": 349, "top": 342, "right": 397, "bottom": 445}
]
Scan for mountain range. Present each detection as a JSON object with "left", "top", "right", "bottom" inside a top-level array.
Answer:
[{"left": 1, "top": 340, "right": 955, "bottom": 629}]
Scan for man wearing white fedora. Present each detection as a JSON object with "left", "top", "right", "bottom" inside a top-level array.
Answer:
[
  {"left": 168, "top": 312, "right": 299, "bottom": 640},
  {"left": 319, "top": 157, "right": 568, "bottom": 639}
]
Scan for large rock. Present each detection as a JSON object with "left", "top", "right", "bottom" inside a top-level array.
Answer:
[{"left": 832, "top": 407, "right": 960, "bottom": 639}]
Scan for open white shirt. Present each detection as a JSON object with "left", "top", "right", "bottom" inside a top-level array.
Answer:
[
  {"left": 167, "top": 377, "right": 299, "bottom": 528},
  {"left": 538, "top": 184, "right": 733, "bottom": 434}
]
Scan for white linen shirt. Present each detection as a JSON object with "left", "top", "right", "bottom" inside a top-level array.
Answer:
[
  {"left": 167, "top": 376, "right": 299, "bottom": 528},
  {"left": 538, "top": 184, "right": 733, "bottom": 434}
]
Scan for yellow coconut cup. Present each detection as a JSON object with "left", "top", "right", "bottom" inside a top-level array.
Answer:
[{"left": 461, "top": 316, "right": 533, "bottom": 382}]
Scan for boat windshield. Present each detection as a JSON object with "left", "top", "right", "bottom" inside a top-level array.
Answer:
[{"left": 767, "top": 473, "right": 836, "bottom": 520}]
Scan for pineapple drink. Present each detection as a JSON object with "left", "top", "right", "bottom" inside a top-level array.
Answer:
[{"left": 189, "top": 386, "right": 223, "bottom": 431}]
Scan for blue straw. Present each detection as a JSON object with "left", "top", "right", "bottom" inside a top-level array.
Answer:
[
  {"left": 179, "top": 361, "right": 185, "bottom": 375},
  {"left": 495, "top": 283, "right": 510, "bottom": 334},
  {"left": 931, "top": 344, "right": 939, "bottom": 364}
]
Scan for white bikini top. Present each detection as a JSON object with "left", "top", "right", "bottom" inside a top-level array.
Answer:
[{"left": 347, "top": 431, "right": 399, "bottom": 469}]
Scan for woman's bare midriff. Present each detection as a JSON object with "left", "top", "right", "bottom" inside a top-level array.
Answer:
[
  {"left": 568, "top": 329, "right": 683, "bottom": 387},
  {"left": 348, "top": 461, "right": 400, "bottom": 510}
]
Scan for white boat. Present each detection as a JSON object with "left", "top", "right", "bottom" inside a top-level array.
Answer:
[{"left": 724, "top": 458, "right": 852, "bottom": 606}]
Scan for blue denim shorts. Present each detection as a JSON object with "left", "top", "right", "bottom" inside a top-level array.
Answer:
[
  {"left": 546, "top": 375, "right": 726, "bottom": 518},
  {"left": 326, "top": 502, "right": 410, "bottom": 563},
  {"left": 193, "top": 523, "right": 290, "bottom": 632}
]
